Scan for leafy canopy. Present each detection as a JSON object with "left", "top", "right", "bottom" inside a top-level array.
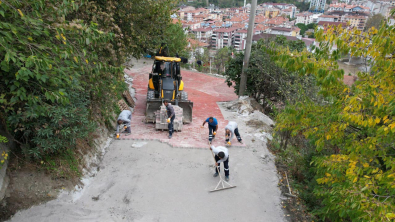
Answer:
[{"left": 266, "top": 20, "right": 395, "bottom": 221}]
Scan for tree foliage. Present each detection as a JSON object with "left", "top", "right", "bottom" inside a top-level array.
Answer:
[
  {"left": 214, "top": 47, "right": 234, "bottom": 74},
  {"left": 365, "top": 14, "right": 385, "bottom": 31},
  {"left": 224, "top": 36, "right": 311, "bottom": 113},
  {"left": 0, "top": 0, "right": 181, "bottom": 159},
  {"left": 266, "top": 20, "right": 395, "bottom": 221}
]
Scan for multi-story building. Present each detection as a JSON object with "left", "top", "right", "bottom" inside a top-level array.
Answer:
[
  {"left": 191, "top": 27, "right": 214, "bottom": 43},
  {"left": 296, "top": 12, "right": 314, "bottom": 25},
  {"left": 309, "top": 0, "right": 326, "bottom": 13},
  {"left": 281, "top": 7, "right": 297, "bottom": 19},
  {"left": 342, "top": 15, "right": 368, "bottom": 30},
  {"left": 234, "top": 29, "right": 248, "bottom": 51},
  {"left": 211, "top": 27, "right": 239, "bottom": 49}
]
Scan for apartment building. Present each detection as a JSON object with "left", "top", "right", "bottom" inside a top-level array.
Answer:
[
  {"left": 191, "top": 27, "right": 214, "bottom": 43},
  {"left": 211, "top": 27, "right": 239, "bottom": 49},
  {"left": 309, "top": 0, "right": 326, "bottom": 13},
  {"left": 342, "top": 15, "right": 368, "bottom": 30},
  {"left": 296, "top": 12, "right": 314, "bottom": 25}
]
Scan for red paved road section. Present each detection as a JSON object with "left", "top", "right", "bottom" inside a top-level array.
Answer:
[{"left": 122, "top": 66, "right": 241, "bottom": 148}]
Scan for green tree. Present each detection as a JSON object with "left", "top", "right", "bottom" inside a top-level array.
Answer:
[
  {"left": 266, "top": 19, "right": 395, "bottom": 221},
  {"left": 163, "top": 23, "right": 189, "bottom": 56},
  {"left": 365, "top": 14, "right": 385, "bottom": 31},
  {"left": 214, "top": 47, "right": 234, "bottom": 74},
  {"left": 224, "top": 38, "right": 312, "bottom": 113},
  {"left": 0, "top": 0, "right": 180, "bottom": 159},
  {"left": 296, "top": 23, "right": 308, "bottom": 35}
]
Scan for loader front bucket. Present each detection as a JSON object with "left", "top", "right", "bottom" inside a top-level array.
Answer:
[
  {"left": 145, "top": 100, "right": 162, "bottom": 123},
  {"left": 178, "top": 100, "right": 193, "bottom": 124}
]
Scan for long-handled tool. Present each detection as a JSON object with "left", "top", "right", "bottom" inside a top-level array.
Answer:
[{"left": 209, "top": 148, "right": 236, "bottom": 192}]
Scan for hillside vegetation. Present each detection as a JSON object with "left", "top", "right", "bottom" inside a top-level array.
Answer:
[{"left": 0, "top": 0, "right": 186, "bottom": 164}]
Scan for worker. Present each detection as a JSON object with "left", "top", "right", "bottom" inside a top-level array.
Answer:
[
  {"left": 210, "top": 145, "right": 230, "bottom": 181},
  {"left": 225, "top": 121, "right": 242, "bottom": 145},
  {"left": 202, "top": 117, "right": 218, "bottom": 145},
  {"left": 164, "top": 100, "right": 175, "bottom": 139},
  {"left": 116, "top": 109, "right": 132, "bottom": 138}
]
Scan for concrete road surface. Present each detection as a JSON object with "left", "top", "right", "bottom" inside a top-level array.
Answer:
[{"left": 9, "top": 140, "right": 285, "bottom": 222}]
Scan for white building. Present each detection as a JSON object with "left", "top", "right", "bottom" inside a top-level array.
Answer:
[
  {"left": 296, "top": 12, "right": 314, "bottom": 25},
  {"left": 309, "top": 0, "right": 326, "bottom": 13}
]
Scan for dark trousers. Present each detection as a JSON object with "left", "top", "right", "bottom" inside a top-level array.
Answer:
[
  {"left": 215, "top": 155, "right": 229, "bottom": 176},
  {"left": 168, "top": 116, "right": 175, "bottom": 136},
  {"left": 226, "top": 128, "right": 242, "bottom": 142},
  {"left": 208, "top": 124, "right": 217, "bottom": 142}
]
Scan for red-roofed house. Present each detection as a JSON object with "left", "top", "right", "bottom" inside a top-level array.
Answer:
[
  {"left": 266, "top": 16, "right": 288, "bottom": 27},
  {"left": 317, "top": 21, "right": 348, "bottom": 31},
  {"left": 269, "top": 26, "right": 301, "bottom": 36},
  {"left": 188, "top": 38, "right": 210, "bottom": 55}
]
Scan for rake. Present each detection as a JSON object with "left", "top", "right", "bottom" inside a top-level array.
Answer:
[{"left": 209, "top": 149, "right": 236, "bottom": 192}]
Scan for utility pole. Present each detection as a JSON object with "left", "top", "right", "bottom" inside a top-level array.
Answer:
[
  {"left": 206, "top": 0, "right": 209, "bottom": 7},
  {"left": 238, "top": 0, "right": 257, "bottom": 97}
]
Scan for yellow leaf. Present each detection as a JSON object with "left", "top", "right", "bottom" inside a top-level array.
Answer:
[
  {"left": 383, "top": 115, "right": 388, "bottom": 121},
  {"left": 85, "top": 59, "right": 89, "bottom": 64},
  {"left": 374, "top": 101, "right": 378, "bottom": 106},
  {"left": 48, "top": 64, "right": 52, "bottom": 70},
  {"left": 61, "top": 33, "right": 66, "bottom": 41},
  {"left": 363, "top": 163, "right": 369, "bottom": 168},
  {"left": 325, "top": 173, "right": 331, "bottom": 177},
  {"left": 17, "top": 9, "right": 24, "bottom": 17},
  {"left": 73, "top": 57, "right": 78, "bottom": 63},
  {"left": 389, "top": 123, "right": 395, "bottom": 130},
  {"left": 353, "top": 177, "right": 358, "bottom": 183},
  {"left": 28, "top": 37, "right": 33, "bottom": 41},
  {"left": 375, "top": 118, "right": 380, "bottom": 124},
  {"left": 364, "top": 175, "right": 370, "bottom": 178},
  {"left": 326, "top": 135, "right": 331, "bottom": 140}
]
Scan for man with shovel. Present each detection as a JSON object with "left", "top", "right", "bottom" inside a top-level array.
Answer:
[{"left": 210, "top": 145, "right": 230, "bottom": 181}]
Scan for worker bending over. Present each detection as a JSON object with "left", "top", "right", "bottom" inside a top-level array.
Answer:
[
  {"left": 225, "top": 121, "right": 242, "bottom": 145},
  {"left": 116, "top": 110, "right": 132, "bottom": 137},
  {"left": 202, "top": 117, "right": 218, "bottom": 145},
  {"left": 164, "top": 100, "right": 175, "bottom": 139},
  {"left": 210, "top": 145, "right": 230, "bottom": 181}
]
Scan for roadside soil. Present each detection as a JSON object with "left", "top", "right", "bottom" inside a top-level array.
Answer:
[
  {"left": 0, "top": 125, "right": 111, "bottom": 222},
  {"left": 0, "top": 164, "right": 75, "bottom": 221}
]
